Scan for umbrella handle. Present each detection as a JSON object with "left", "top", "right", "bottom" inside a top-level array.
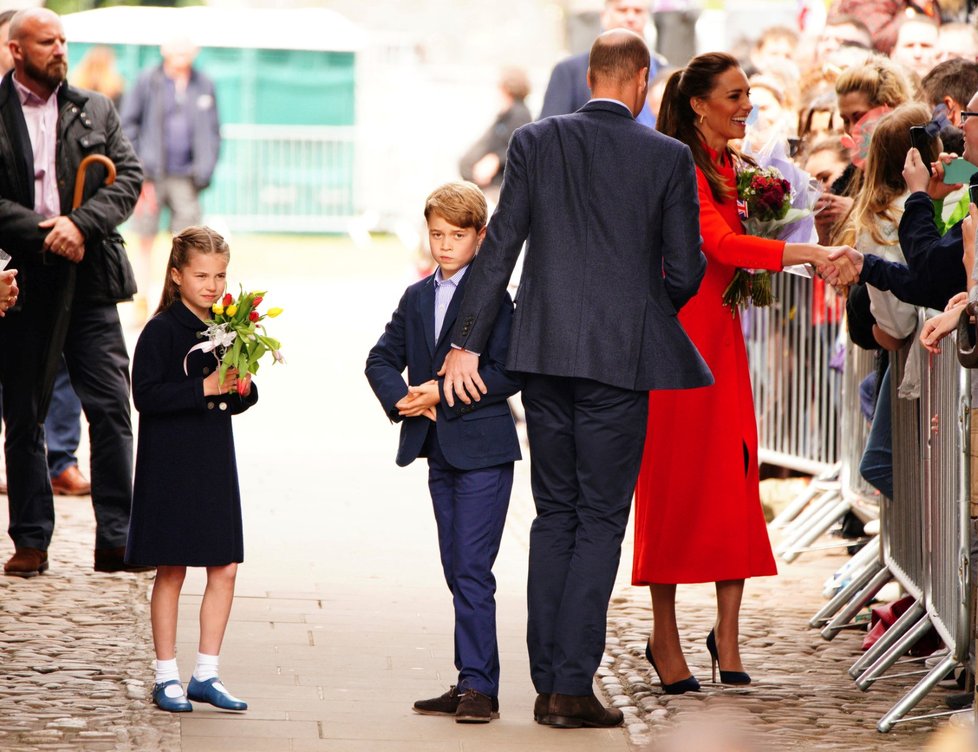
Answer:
[{"left": 72, "top": 154, "right": 116, "bottom": 210}]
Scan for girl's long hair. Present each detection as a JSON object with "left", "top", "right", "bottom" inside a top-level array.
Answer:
[
  {"left": 155, "top": 226, "right": 230, "bottom": 316},
  {"left": 657, "top": 51, "right": 750, "bottom": 203},
  {"left": 850, "top": 103, "right": 936, "bottom": 248}
]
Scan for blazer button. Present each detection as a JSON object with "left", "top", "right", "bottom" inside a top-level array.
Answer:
[
  {"left": 203, "top": 367, "right": 210, "bottom": 375},
  {"left": 219, "top": 402, "right": 228, "bottom": 411},
  {"left": 207, "top": 401, "right": 215, "bottom": 410}
]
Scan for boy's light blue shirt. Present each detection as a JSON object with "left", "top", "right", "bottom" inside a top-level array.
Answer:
[{"left": 433, "top": 264, "right": 469, "bottom": 343}]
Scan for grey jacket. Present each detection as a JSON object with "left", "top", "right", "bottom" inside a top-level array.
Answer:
[{"left": 120, "top": 65, "right": 221, "bottom": 188}]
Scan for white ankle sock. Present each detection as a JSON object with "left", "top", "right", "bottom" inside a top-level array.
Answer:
[
  {"left": 154, "top": 658, "right": 185, "bottom": 698},
  {"left": 193, "top": 652, "right": 220, "bottom": 682}
]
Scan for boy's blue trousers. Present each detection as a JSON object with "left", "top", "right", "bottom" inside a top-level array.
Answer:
[{"left": 426, "top": 434, "right": 513, "bottom": 698}]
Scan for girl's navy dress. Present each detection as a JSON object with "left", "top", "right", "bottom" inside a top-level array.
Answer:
[{"left": 125, "top": 302, "right": 258, "bottom": 567}]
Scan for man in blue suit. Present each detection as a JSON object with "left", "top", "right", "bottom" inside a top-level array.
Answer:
[
  {"left": 539, "top": 0, "right": 662, "bottom": 125},
  {"left": 366, "top": 182, "right": 522, "bottom": 724},
  {"left": 441, "top": 30, "right": 711, "bottom": 729}
]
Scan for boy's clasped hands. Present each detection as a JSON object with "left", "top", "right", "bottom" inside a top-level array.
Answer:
[{"left": 396, "top": 380, "right": 440, "bottom": 422}]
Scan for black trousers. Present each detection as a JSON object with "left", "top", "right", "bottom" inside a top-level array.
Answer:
[
  {"left": 0, "top": 283, "right": 133, "bottom": 551},
  {"left": 521, "top": 374, "right": 648, "bottom": 695}
]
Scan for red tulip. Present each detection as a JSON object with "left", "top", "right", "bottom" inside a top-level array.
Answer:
[
  {"left": 249, "top": 311, "right": 259, "bottom": 322},
  {"left": 237, "top": 377, "right": 249, "bottom": 396},
  {"left": 252, "top": 296, "right": 263, "bottom": 306},
  {"left": 223, "top": 293, "right": 233, "bottom": 306}
]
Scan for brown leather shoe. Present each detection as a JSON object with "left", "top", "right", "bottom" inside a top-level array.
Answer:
[
  {"left": 94, "top": 547, "right": 154, "bottom": 573},
  {"left": 413, "top": 685, "right": 500, "bottom": 716},
  {"left": 50, "top": 465, "right": 91, "bottom": 496},
  {"left": 455, "top": 689, "right": 497, "bottom": 723},
  {"left": 548, "top": 692, "right": 623, "bottom": 729},
  {"left": 4, "top": 547, "right": 49, "bottom": 578},
  {"left": 534, "top": 692, "right": 553, "bottom": 724}
]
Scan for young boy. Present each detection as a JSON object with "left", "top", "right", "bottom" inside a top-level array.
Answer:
[{"left": 365, "top": 182, "right": 521, "bottom": 723}]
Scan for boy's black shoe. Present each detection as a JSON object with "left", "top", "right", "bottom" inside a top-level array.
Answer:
[
  {"left": 413, "top": 685, "right": 499, "bottom": 717},
  {"left": 455, "top": 689, "right": 498, "bottom": 723},
  {"left": 413, "top": 685, "right": 462, "bottom": 715}
]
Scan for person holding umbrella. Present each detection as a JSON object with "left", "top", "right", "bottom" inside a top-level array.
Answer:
[{"left": 0, "top": 8, "right": 143, "bottom": 577}]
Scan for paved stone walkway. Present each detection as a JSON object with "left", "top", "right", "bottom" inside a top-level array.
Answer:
[
  {"left": 604, "top": 540, "right": 956, "bottom": 750},
  {"left": 0, "top": 499, "right": 177, "bottom": 752}
]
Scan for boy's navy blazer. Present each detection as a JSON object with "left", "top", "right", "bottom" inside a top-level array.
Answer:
[{"left": 366, "top": 270, "right": 522, "bottom": 470}]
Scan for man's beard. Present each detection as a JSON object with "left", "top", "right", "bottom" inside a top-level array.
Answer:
[{"left": 23, "top": 57, "right": 66, "bottom": 90}]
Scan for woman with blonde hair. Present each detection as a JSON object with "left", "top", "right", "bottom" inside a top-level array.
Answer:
[{"left": 816, "top": 56, "right": 915, "bottom": 241}]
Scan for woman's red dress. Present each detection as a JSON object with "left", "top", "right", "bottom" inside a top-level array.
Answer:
[{"left": 632, "top": 148, "right": 782, "bottom": 585}]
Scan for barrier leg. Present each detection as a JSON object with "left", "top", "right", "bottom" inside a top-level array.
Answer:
[
  {"left": 810, "top": 554, "right": 885, "bottom": 628},
  {"left": 782, "top": 498, "right": 852, "bottom": 563},
  {"left": 855, "top": 610, "right": 932, "bottom": 690},
  {"left": 821, "top": 536, "right": 881, "bottom": 598},
  {"left": 877, "top": 654, "right": 958, "bottom": 732},
  {"left": 770, "top": 465, "right": 840, "bottom": 529},
  {"left": 821, "top": 566, "right": 892, "bottom": 640},
  {"left": 848, "top": 600, "right": 926, "bottom": 679},
  {"left": 775, "top": 489, "right": 841, "bottom": 555}
]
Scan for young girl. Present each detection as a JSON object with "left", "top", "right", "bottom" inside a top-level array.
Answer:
[
  {"left": 125, "top": 226, "right": 257, "bottom": 713},
  {"left": 849, "top": 103, "right": 938, "bottom": 501}
]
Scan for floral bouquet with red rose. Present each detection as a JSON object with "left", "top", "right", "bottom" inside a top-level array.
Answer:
[
  {"left": 184, "top": 286, "right": 284, "bottom": 395},
  {"left": 723, "top": 142, "right": 820, "bottom": 310}
]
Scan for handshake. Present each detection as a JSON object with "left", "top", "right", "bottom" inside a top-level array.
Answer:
[{"left": 813, "top": 245, "right": 863, "bottom": 292}]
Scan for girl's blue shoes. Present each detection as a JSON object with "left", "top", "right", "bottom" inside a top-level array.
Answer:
[
  {"left": 152, "top": 680, "right": 192, "bottom": 712},
  {"left": 187, "top": 676, "right": 248, "bottom": 711}
]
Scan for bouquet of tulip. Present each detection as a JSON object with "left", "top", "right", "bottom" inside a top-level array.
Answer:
[
  {"left": 723, "top": 143, "right": 819, "bottom": 310},
  {"left": 185, "top": 287, "right": 284, "bottom": 395}
]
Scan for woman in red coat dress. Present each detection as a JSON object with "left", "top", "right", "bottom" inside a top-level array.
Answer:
[{"left": 632, "top": 52, "right": 856, "bottom": 693}]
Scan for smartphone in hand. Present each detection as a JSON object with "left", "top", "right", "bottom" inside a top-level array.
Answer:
[{"left": 909, "top": 125, "right": 933, "bottom": 175}]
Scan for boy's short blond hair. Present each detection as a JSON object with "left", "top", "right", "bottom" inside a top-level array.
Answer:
[{"left": 424, "top": 181, "right": 488, "bottom": 230}]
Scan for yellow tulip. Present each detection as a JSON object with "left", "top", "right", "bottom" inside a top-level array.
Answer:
[
  {"left": 267, "top": 307, "right": 283, "bottom": 318},
  {"left": 226, "top": 304, "right": 238, "bottom": 316},
  {"left": 212, "top": 304, "right": 224, "bottom": 315}
]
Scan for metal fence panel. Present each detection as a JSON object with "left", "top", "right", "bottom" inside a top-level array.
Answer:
[
  {"left": 922, "top": 338, "right": 971, "bottom": 657},
  {"left": 747, "top": 273, "right": 843, "bottom": 474},
  {"left": 203, "top": 124, "right": 357, "bottom": 233},
  {"left": 884, "top": 344, "right": 926, "bottom": 601}
]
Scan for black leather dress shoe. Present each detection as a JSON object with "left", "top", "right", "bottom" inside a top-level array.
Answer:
[
  {"left": 548, "top": 692, "right": 624, "bottom": 729},
  {"left": 94, "top": 547, "right": 154, "bottom": 573}
]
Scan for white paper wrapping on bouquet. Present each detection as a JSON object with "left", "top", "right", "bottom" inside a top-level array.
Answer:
[{"left": 742, "top": 138, "right": 821, "bottom": 244}]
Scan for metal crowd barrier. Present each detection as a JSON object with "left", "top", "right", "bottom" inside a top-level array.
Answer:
[
  {"left": 859, "top": 331, "right": 971, "bottom": 732},
  {"left": 746, "top": 272, "right": 877, "bottom": 563},
  {"left": 749, "top": 272, "right": 843, "bottom": 474},
  {"left": 203, "top": 124, "right": 357, "bottom": 233},
  {"left": 803, "top": 321, "right": 972, "bottom": 733}
]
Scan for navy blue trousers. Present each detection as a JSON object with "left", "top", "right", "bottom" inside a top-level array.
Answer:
[
  {"left": 521, "top": 374, "right": 647, "bottom": 696},
  {"left": 426, "top": 434, "right": 513, "bottom": 698}
]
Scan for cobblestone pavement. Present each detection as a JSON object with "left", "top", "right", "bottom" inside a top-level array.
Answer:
[
  {"left": 0, "top": 498, "right": 178, "bottom": 752},
  {"left": 603, "top": 542, "right": 958, "bottom": 750}
]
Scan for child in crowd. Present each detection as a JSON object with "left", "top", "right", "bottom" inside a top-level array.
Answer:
[
  {"left": 126, "top": 226, "right": 257, "bottom": 713},
  {"left": 365, "top": 182, "right": 521, "bottom": 724}
]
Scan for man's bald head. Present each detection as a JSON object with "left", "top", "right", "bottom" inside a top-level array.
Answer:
[
  {"left": 8, "top": 7, "right": 67, "bottom": 98},
  {"left": 8, "top": 8, "right": 61, "bottom": 43},
  {"left": 586, "top": 29, "right": 651, "bottom": 118},
  {"left": 588, "top": 29, "right": 650, "bottom": 88}
]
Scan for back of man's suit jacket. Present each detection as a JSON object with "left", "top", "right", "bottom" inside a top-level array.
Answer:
[{"left": 450, "top": 99, "right": 712, "bottom": 392}]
